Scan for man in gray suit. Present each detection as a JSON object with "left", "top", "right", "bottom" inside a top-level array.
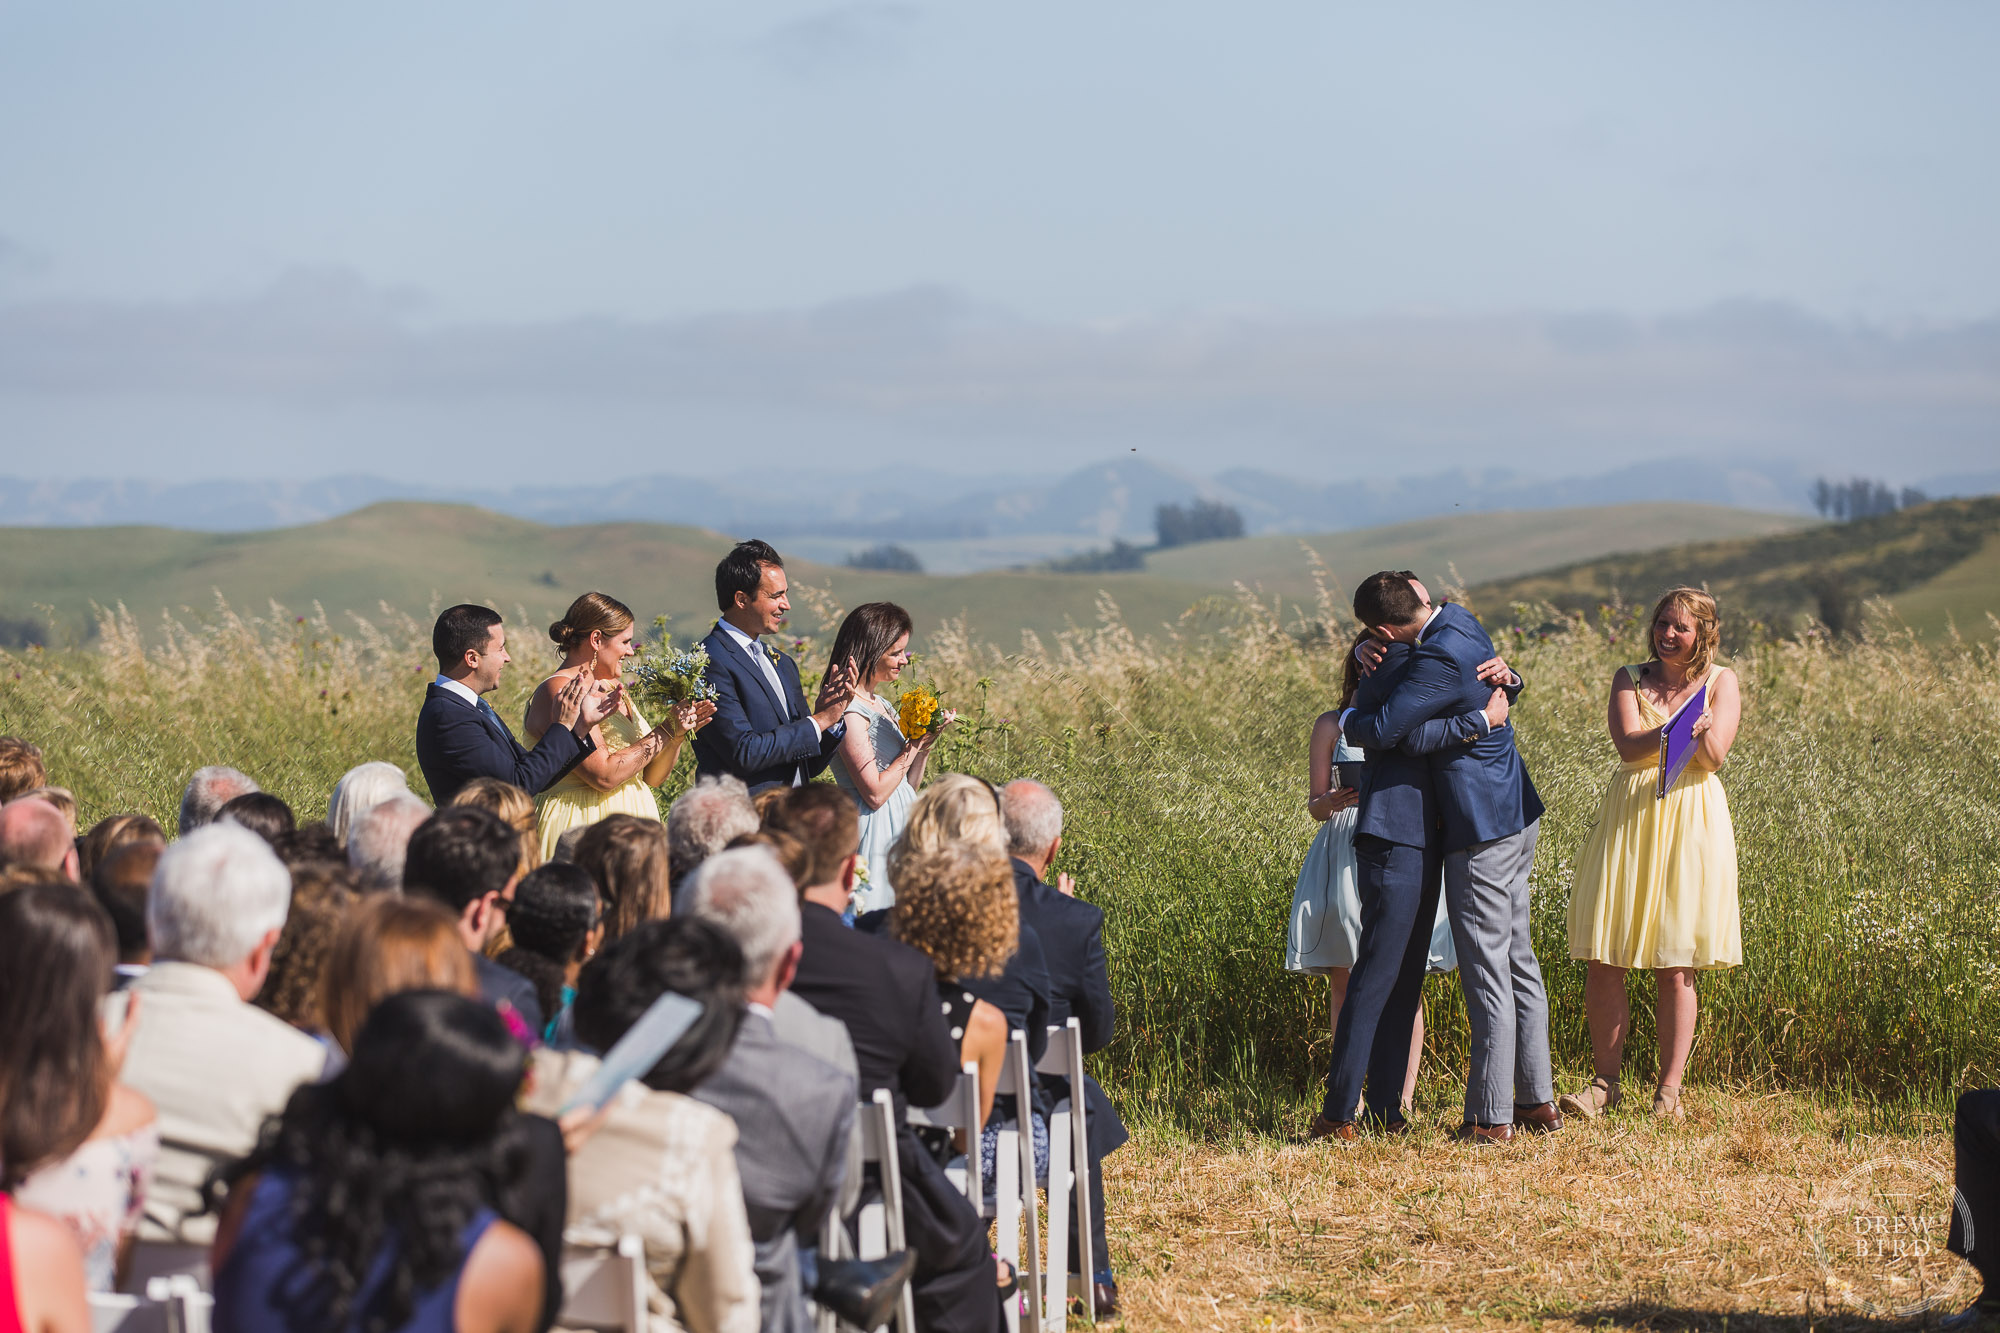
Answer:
[{"left": 687, "top": 847, "right": 858, "bottom": 1333}]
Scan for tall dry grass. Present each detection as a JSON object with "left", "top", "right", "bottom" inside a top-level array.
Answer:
[{"left": 5, "top": 579, "right": 1996, "bottom": 1135}]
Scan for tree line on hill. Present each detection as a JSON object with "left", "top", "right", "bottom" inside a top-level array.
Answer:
[
  {"left": 1812, "top": 476, "right": 1927, "bottom": 522},
  {"left": 1044, "top": 500, "right": 1248, "bottom": 573}
]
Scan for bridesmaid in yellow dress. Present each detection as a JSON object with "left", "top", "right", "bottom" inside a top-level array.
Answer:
[
  {"left": 524, "top": 592, "right": 715, "bottom": 862},
  {"left": 1561, "top": 587, "right": 1742, "bottom": 1122}
]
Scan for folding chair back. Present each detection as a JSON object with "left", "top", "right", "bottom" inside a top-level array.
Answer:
[
  {"left": 994, "top": 1030, "right": 1045, "bottom": 1333},
  {"left": 557, "top": 1234, "right": 648, "bottom": 1331},
  {"left": 905, "top": 1061, "right": 982, "bottom": 1205},
  {"left": 1035, "top": 1016, "right": 1096, "bottom": 1327},
  {"left": 850, "top": 1088, "right": 916, "bottom": 1333}
]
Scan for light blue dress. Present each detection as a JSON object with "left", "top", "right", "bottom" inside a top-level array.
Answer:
[
  {"left": 833, "top": 695, "right": 915, "bottom": 915},
  {"left": 1287, "top": 738, "right": 1457, "bottom": 975}
]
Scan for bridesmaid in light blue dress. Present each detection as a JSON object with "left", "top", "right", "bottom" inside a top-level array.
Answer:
[{"left": 827, "top": 601, "right": 947, "bottom": 914}]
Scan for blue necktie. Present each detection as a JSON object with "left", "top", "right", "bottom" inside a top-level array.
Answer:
[{"left": 475, "top": 697, "right": 503, "bottom": 730}]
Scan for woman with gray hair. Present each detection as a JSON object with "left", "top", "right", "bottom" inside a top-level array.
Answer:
[{"left": 325, "top": 761, "right": 409, "bottom": 847}]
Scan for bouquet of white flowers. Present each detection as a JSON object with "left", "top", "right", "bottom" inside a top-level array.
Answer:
[{"left": 627, "top": 618, "right": 719, "bottom": 717}]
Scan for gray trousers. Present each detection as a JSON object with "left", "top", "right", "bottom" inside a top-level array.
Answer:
[{"left": 1442, "top": 819, "right": 1554, "bottom": 1126}]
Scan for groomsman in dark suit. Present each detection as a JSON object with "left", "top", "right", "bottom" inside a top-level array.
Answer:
[
  {"left": 1949, "top": 1089, "right": 2000, "bottom": 1330},
  {"left": 694, "top": 540, "right": 856, "bottom": 794},
  {"left": 999, "top": 779, "right": 1126, "bottom": 1322},
  {"left": 414, "top": 603, "right": 616, "bottom": 806}
]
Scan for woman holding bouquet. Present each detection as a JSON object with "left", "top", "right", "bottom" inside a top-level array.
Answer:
[
  {"left": 828, "top": 601, "right": 952, "bottom": 913},
  {"left": 524, "top": 592, "right": 715, "bottom": 862},
  {"left": 1561, "top": 587, "right": 1741, "bottom": 1122}
]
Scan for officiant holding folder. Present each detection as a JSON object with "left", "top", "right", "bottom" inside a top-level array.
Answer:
[{"left": 1561, "top": 588, "right": 1742, "bottom": 1123}]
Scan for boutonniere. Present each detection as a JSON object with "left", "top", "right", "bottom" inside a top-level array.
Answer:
[{"left": 765, "top": 644, "right": 782, "bottom": 665}]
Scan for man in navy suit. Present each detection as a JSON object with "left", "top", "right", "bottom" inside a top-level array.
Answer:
[
  {"left": 414, "top": 603, "right": 617, "bottom": 806},
  {"left": 999, "top": 779, "right": 1125, "bottom": 1321},
  {"left": 693, "top": 540, "right": 856, "bottom": 794},
  {"left": 1341, "top": 572, "right": 1561, "bottom": 1144}
]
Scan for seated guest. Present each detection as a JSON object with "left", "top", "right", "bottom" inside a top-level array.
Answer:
[
  {"left": 415, "top": 603, "right": 615, "bottom": 807},
  {"left": 0, "top": 1195, "right": 90, "bottom": 1333},
  {"left": 1952, "top": 1089, "right": 2000, "bottom": 1330},
  {"left": 576, "top": 813, "right": 673, "bottom": 940},
  {"left": 685, "top": 848, "right": 858, "bottom": 1333},
  {"left": 271, "top": 821, "right": 343, "bottom": 870},
  {"left": 0, "top": 797, "right": 80, "bottom": 879},
  {"left": 523, "top": 918, "right": 761, "bottom": 1333},
  {"left": 667, "top": 775, "right": 760, "bottom": 892},
  {"left": 252, "top": 862, "right": 358, "bottom": 1037},
  {"left": 402, "top": 807, "right": 544, "bottom": 1033},
  {"left": 77, "top": 813, "right": 165, "bottom": 882},
  {"left": 347, "top": 791, "right": 432, "bottom": 891},
  {"left": 319, "top": 895, "right": 479, "bottom": 1054},
  {"left": 91, "top": 842, "right": 161, "bottom": 987},
  {"left": 494, "top": 861, "right": 604, "bottom": 1041},
  {"left": 177, "top": 766, "right": 258, "bottom": 837},
  {"left": 3, "top": 885, "right": 159, "bottom": 1291},
  {"left": 16, "top": 786, "right": 76, "bottom": 836},
  {"left": 1000, "top": 778, "right": 1125, "bottom": 1319},
  {"left": 884, "top": 847, "right": 1017, "bottom": 1187},
  {"left": 779, "top": 785, "right": 1002, "bottom": 1333},
  {"left": 0, "top": 735, "right": 48, "bottom": 803},
  {"left": 216, "top": 791, "right": 295, "bottom": 846},
  {"left": 210, "top": 991, "right": 547, "bottom": 1333},
  {"left": 451, "top": 776, "right": 543, "bottom": 880},
  {"left": 326, "top": 759, "right": 410, "bottom": 847},
  {"left": 115, "top": 823, "right": 325, "bottom": 1244}
]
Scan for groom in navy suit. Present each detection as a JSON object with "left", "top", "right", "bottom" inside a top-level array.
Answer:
[
  {"left": 415, "top": 603, "right": 617, "bottom": 806},
  {"left": 693, "top": 540, "right": 857, "bottom": 794}
]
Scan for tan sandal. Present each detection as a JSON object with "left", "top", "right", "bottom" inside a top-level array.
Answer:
[
  {"left": 1557, "top": 1078, "right": 1620, "bottom": 1120},
  {"left": 1652, "top": 1085, "right": 1684, "bottom": 1121}
]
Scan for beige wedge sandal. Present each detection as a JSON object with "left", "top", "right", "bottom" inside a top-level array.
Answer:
[{"left": 1557, "top": 1077, "right": 1621, "bottom": 1120}]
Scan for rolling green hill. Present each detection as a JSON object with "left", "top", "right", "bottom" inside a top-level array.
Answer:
[
  {"left": 1144, "top": 502, "right": 1813, "bottom": 603},
  {"left": 1465, "top": 495, "right": 2000, "bottom": 639}
]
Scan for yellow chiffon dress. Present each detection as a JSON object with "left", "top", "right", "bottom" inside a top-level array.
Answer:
[
  {"left": 528, "top": 690, "right": 662, "bottom": 862},
  {"left": 1567, "top": 663, "right": 1742, "bottom": 971}
]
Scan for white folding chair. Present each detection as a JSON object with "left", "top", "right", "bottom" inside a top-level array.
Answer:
[
  {"left": 557, "top": 1234, "right": 648, "bottom": 1332},
  {"left": 994, "top": 1030, "right": 1044, "bottom": 1333},
  {"left": 906, "top": 1061, "right": 983, "bottom": 1206},
  {"left": 852, "top": 1088, "right": 917, "bottom": 1333},
  {"left": 119, "top": 1241, "right": 210, "bottom": 1295},
  {"left": 90, "top": 1276, "right": 212, "bottom": 1333},
  {"left": 1036, "top": 1017, "right": 1096, "bottom": 1328}
]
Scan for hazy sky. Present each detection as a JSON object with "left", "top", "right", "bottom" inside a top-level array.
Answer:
[{"left": 2, "top": 2, "right": 1996, "bottom": 483}]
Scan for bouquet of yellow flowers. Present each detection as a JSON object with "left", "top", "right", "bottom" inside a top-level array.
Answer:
[
  {"left": 628, "top": 617, "right": 719, "bottom": 716},
  {"left": 896, "top": 682, "right": 953, "bottom": 740}
]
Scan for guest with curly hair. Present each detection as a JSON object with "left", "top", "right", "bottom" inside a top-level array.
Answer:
[{"left": 253, "top": 862, "right": 359, "bottom": 1040}]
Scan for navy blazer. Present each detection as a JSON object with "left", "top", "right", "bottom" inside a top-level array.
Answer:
[
  {"left": 1011, "top": 859, "right": 1130, "bottom": 1160},
  {"left": 1347, "top": 641, "right": 1497, "bottom": 849},
  {"left": 691, "top": 625, "right": 843, "bottom": 793},
  {"left": 414, "top": 683, "right": 592, "bottom": 807},
  {"left": 1344, "top": 603, "right": 1544, "bottom": 852}
]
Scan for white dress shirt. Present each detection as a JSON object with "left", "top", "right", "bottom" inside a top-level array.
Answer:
[
  {"left": 433, "top": 674, "right": 483, "bottom": 710},
  {"left": 717, "top": 619, "right": 826, "bottom": 786}
]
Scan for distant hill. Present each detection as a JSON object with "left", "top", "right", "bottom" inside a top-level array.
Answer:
[{"left": 1465, "top": 496, "right": 2000, "bottom": 639}]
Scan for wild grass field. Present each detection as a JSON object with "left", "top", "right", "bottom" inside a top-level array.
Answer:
[{"left": 5, "top": 577, "right": 1995, "bottom": 1326}]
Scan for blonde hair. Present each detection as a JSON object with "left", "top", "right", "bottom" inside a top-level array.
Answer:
[
  {"left": 1647, "top": 587, "right": 1721, "bottom": 680},
  {"left": 320, "top": 895, "right": 478, "bottom": 1054},
  {"left": 888, "top": 774, "right": 1006, "bottom": 884},
  {"left": 449, "top": 777, "right": 541, "bottom": 878},
  {"left": 549, "top": 592, "right": 634, "bottom": 656},
  {"left": 890, "top": 845, "right": 1018, "bottom": 981},
  {"left": 15, "top": 786, "right": 75, "bottom": 833}
]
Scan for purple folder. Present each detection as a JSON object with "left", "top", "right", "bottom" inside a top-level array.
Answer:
[{"left": 1656, "top": 681, "right": 1708, "bottom": 799}]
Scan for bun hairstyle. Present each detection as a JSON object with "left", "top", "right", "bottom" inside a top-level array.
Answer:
[{"left": 550, "top": 591, "right": 635, "bottom": 656}]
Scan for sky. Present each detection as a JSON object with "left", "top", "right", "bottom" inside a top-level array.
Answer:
[{"left": 1, "top": 2, "right": 1996, "bottom": 486}]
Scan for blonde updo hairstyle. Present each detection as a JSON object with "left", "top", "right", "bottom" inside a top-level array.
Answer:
[
  {"left": 550, "top": 591, "right": 635, "bottom": 657},
  {"left": 1647, "top": 587, "right": 1721, "bottom": 680},
  {"left": 887, "top": 774, "right": 1007, "bottom": 884}
]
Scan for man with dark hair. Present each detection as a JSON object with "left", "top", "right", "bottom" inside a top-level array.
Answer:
[
  {"left": 1339, "top": 571, "right": 1553, "bottom": 1145},
  {"left": 780, "top": 785, "right": 1000, "bottom": 1333},
  {"left": 403, "top": 806, "right": 544, "bottom": 1032},
  {"left": 693, "top": 541, "right": 857, "bottom": 793},
  {"left": 415, "top": 602, "right": 618, "bottom": 806}
]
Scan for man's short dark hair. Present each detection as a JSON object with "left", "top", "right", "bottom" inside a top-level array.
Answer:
[
  {"left": 403, "top": 806, "right": 519, "bottom": 914},
  {"left": 218, "top": 791, "right": 296, "bottom": 846},
  {"left": 761, "top": 784, "right": 859, "bottom": 890},
  {"left": 715, "top": 540, "right": 783, "bottom": 613},
  {"left": 572, "top": 917, "right": 746, "bottom": 1094},
  {"left": 433, "top": 604, "right": 503, "bottom": 672},
  {"left": 1353, "top": 570, "right": 1427, "bottom": 629}
]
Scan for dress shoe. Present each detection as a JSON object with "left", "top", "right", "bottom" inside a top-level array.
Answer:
[
  {"left": 813, "top": 1250, "right": 916, "bottom": 1331},
  {"left": 1449, "top": 1120, "right": 1514, "bottom": 1145},
  {"left": 1513, "top": 1101, "right": 1564, "bottom": 1134},
  {"left": 1306, "top": 1114, "right": 1358, "bottom": 1142},
  {"left": 1072, "top": 1275, "right": 1120, "bottom": 1321}
]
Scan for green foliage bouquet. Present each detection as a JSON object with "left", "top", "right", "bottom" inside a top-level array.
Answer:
[{"left": 628, "top": 617, "right": 719, "bottom": 716}]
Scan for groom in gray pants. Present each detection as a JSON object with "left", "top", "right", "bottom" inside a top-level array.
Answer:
[{"left": 1342, "top": 571, "right": 1560, "bottom": 1142}]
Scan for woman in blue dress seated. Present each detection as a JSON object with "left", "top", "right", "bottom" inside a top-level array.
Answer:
[{"left": 209, "top": 991, "right": 547, "bottom": 1333}]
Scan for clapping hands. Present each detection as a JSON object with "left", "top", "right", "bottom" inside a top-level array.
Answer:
[{"left": 813, "top": 656, "right": 860, "bottom": 730}]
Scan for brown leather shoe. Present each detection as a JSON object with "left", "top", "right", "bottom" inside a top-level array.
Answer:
[
  {"left": 1306, "top": 1115, "right": 1358, "bottom": 1142},
  {"left": 1513, "top": 1101, "right": 1565, "bottom": 1134},
  {"left": 1449, "top": 1120, "right": 1514, "bottom": 1145}
]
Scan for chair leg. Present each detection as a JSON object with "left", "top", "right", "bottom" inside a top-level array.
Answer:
[
  {"left": 997, "top": 1129, "right": 1021, "bottom": 1333},
  {"left": 1044, "top": 1107, "right": 1071, "bottom": 1331}
]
